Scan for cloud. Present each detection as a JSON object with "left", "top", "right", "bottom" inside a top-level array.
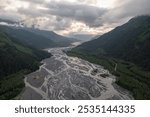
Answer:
[
  {"left": 18, "top": 6, "right": 44, "bottom": 17},
  {"left": 120, "top": 0, "right": 150, "bottom": 17},
  {"left": 102, "top": 0, "right": 150, "bottom": 24},
  {"left": 0, "top": 0, "right": 150, "bottom": 37},
  {"left": 16, "top": 1, "right": 108, "bottom": 28},
  {"left": 44, "top": 1, "right": 108, "bottom": 27}
]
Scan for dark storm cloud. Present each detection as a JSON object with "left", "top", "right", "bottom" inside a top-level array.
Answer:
[
  {"left": 18, "top": 7, "right": 44, "bottom": 17},
  {"left": 18, "top": 0, "right": 150, "bottom": 28},
  {"left": 44, "top": 1, "right": 108, "bottom": 27},
  {"left": 16, "top": 1, "right": 108, "bottom": 28},
  {"left": 53, "top": 17, "right": 72, "bottom": 30}
]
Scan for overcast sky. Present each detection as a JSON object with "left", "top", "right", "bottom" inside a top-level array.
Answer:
[{"left": 0, "top": 0, "right": 150, "bottom": 37}]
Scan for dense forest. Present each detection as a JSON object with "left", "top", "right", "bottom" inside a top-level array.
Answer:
[
  {"left": 0, "top": 30, "right": 51, "bottom": 99},
  {"left": 68, "top": 16, "right": 150, "bottom": 99}
]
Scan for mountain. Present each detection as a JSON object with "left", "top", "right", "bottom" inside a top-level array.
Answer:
[
  {"left": 68, "top": 33, "right": 94, "bottom": 41},
  {"left": 0, "top": 18, "right": 17, "bottom": 24},
  {"left": 0, "top": 19, "right": 78, "bottom": 49},
  {"left": 75, "top": 15, "right": 150, "bottom": 70},
  {"left": 69, "top": 16, "right": 150, "bottom": 99},
  {"left": 0, "top": 30, "right": 51, "bottom": 99},
  {"left": 25, "top": 28, "right": 78, "bottom": 47},
  {"left": 0, "top": 25, "right": 56, "bottom": 49}
]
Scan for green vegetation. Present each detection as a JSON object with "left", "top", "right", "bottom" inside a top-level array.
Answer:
[
  {"left": 0, "top": 30, "right": 51, "bottom": 99},
  {"left": 67, "top": 50, "right": 150, "bottom": 99},
  {"left": 0, "top": 71, "right": 25, "bottom": 100}
]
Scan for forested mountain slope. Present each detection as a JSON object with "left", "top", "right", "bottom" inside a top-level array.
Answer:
[
  {"left": 0, "top": 25, "right": 56, "bottom": 49},
  {"left": 0, "top": 20, "right": 77, "bottom": 49},
  {"left": 25, "top": 28, "right": 77, "bottom": 47},
  {"left": 75, "top": 16, "right": 150, "bottom": 70},
  {"left": 0, "top": 31, "right": 51, "bottom": 99}
]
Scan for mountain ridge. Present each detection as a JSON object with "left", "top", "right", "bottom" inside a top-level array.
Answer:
[
  {"left": 0, "top": 19, "right": 78, "bottom": 49},
  {"left": 75, "top": 15, "right": 150, "bottom": 70}
]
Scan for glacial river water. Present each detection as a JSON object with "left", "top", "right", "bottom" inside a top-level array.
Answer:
[{"left": 21, "top": 45, "right": 133, "bottom": 100}]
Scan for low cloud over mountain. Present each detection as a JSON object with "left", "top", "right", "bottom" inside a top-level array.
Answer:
[{"left": 0, "top": 0, "right": 150, "bottom": 37}]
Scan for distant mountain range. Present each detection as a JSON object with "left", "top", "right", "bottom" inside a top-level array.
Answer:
[
  {"left": 25, "top": 28, "right": 78, "bottom": 47},
  {"left": 0, "top": 19, "right": 78, "bottom": 49},
  {"left": 68, "top": 33, "right": 94, "bottom": 41}
]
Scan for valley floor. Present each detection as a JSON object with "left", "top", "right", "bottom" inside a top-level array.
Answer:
[{"left": 21, "top": 47, "right": 133, "bottom": 100}]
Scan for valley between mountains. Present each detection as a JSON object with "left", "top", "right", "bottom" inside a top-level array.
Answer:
[
  {"left": 21, "top": 45, "right": 133, "bottom": 100},
  {"left": 0, "top": 16, "right": 150, "bottom": 100}
]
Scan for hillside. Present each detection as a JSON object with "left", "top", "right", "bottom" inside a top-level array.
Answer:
[
  {"left": 0, "top": 31, "right": 51, "bottom": 99},
  {"left": 25, "top": 28, "right": 78, "bottom": 47},
  {"left": 75, "top": 16, "right": 150, "bottom": 70},
  {"left": 0, "top": 25, "right": 56, "bottom": 49},
  {"left": 0, "top": 19, "right": 77, "bottom": 49},
  {"left": 68, "top": 16, "right": 150, "bottom": 99}
]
